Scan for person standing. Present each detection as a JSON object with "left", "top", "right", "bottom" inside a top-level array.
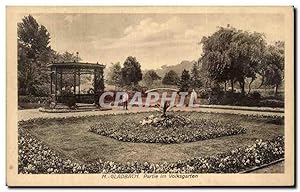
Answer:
[{"left": 122, "top": 91, "right": 129, "bottom": 110}]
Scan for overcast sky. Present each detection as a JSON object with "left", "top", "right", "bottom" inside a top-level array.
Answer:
[{"left": 18, "top": 13, "right": 284, "bottom": 69}]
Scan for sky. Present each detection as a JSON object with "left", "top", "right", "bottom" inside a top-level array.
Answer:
[{"left": 18, "top": 13, "right": 284, "bottom": 70}]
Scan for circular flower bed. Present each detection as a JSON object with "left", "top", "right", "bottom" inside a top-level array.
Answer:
[
  {"left": 89, "top": 113, "right": 246, "bottom": 144},
  {"left": 18, "top": 127, "right": 284, "bottom": 174},
  {"left": 140, "top": 114, "right": 192, "bottom": 128}
]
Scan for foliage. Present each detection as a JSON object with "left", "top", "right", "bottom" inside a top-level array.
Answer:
[
  {"left": 121, "top": 56, "right": 143, "bottom": 86},
  {"left": 162, "top": 70, "right": 180, "bottom": 85},
  {"left": 18, "top": 95, "right": 50, "bottom": 103},
  {"left": 52, "top": 51, "right": 82, "bottom": 62},
  {"left": 249, "top": 91, "right": 261, "bottom": 100},
  {"left": 200, "top": 26, "right": 267, "bottom": 95},
  {"left": 198, "top": 89, "right": 209, "bottom": 99},
  {"left": 259, "top": 41, "right": 284, "bottom": 95},
  {"left": 17, "top": 15, "right": 86, "bottom": 97},
  {"left": 190, "top": 61, "right": 203, "bottom": 89},
  {"left": 18, "top": 15, "right": 53, "bottom": 96},
  {"left": 178, "top": 69, "right": 191, "bottom": 92},
  {"left": 106, "top": 62, "right": 122, "bottom": 88},
  {"left": 142, "top": 70, "right": 161, "bottom": 88},
  {"left": 259, "top": 99, "right": 284, "bottom": 108}
]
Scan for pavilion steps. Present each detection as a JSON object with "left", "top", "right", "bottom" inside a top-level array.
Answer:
[{"left": 75, "top": 103, "right": 101, "bottom": 110}]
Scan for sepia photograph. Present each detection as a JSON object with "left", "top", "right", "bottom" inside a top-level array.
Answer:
[{"left": 6, "top": 6, "right": 294, "bottom": 186}]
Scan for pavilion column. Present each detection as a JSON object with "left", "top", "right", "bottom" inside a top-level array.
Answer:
[
  {"left": 50, "top": 71, "right": 53, "bottom": 94},
  {"left": 60, "top": 70, "right": 63, "bottom": 94},
  {"left": 73, "top": 70, "right": 76, "bottom": 94},
  {"left": 55, "top": 67, "right": 57, "bottom": 97},
  {"left": 94, "top": 69, "right": 98, "bottom": 105},
  {"left": 78, "top": 69, "right": 81, "bottom": 94}
]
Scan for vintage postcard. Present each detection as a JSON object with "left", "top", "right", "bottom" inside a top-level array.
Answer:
[{"left": 6, "top": 6, "right": 294, "bottom": 186}]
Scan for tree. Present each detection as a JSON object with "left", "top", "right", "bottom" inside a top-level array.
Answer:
[
  {"left": 200, "top": 26, "right": 266, "bottom": 95},
  {"left": 18, "top": 15, "right": 53, "bottom": 96},
  {"left": 107, "top": 62, "right": 122, "bottom": 89},
  {"left": 190, "top": 61, "right": 203, "bottom": 89},
  {"left": 121, "top": 56, "right": 143, "bottom": 86},
  {"left": 142, "top": 70, "right": 161, "bottom": 88},
  {"left": 178, "top": 69, "right": 191, "bottom": 92},
  {"left": 162, "top": 70, "right": 179, "bottom": 85},
  {"left": 259, "top": 41, "right": 284, "bottom": 95},
  {"left": 53, "top": 51, "right": 82, "bottom": 62}
]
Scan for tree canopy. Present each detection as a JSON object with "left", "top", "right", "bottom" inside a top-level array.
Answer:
[
  {"left": 190, "top": 61, "right": 203, "bottom": 89},
  {"left": 162, "top": 70, "right": 180, "bottom": 85},
  {"left": 259, "top": 41, "right": 284, "bottom": 95},
  {"left": 106, "top": 62, "right": 122, "bottom": 88},
  {"left": 142, "top": 70, "right": 161, "bottom": 88},
  {"left": 18, "top": 15, "right": 52, "bottom": 96},
  {"left": 178, "top": 69, "right": 191, "bottom": 92},
  {"left": 200, "top": 26, "right": 267, "bottom": 94},
  {"left": 121, "top": 56, "right": 143, "bottom": 86}
]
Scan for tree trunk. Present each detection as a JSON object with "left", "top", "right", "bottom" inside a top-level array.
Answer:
[
  {"left": 224, "top": 81, "right": 227, "bottom": 92},
  {"left": 247, "top": 78, "right": 254, "bottom": 95},
  {"left": 231, "top": 79, "right": 234, "bottom": 94},
  {"left": 274, "top": 84, "right": 279, "bottom": 96},
  {"left": 239, "top": 80, "right": 245, "bottom": 95}
]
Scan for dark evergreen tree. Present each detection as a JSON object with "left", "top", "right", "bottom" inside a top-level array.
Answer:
[
  {"left": 178, "top": 69, "right": 191, "bottom": 92},
  {"left": 121, "top": 56, "right": 143, "bottom": 86},
  {"left": 190, "top": 62, "right": 203, "bottom": 89}
]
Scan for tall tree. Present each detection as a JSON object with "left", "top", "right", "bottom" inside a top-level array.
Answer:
[
  {"left": 162, "top": 70, "right": 179, "bottom": 85},
  {"left": 18, "top": 15, "right": 53, "bottom": 96},
  {"left": 121, "top": 56, "right": 143, "bottom": 86},
  {"left": 107, "top": 62, "right": 122, "bottom": 89},
  {"left": 259, "top": 41, "right": 284, "bottom": 95},
  {"left": 178, "top": 69, "right": 191, "bottom": 92},
  {"left": 142, "top": 70, "right": 161, "bottom": 88},
  {"left": 190, "top": 61, "right": 203, "bottom": 89},
  {"left": 53, "top": 51, "right": 82, "bottom": 62},
  {"left": 200, "top": 26, "right": 266, "bottom": 95}
]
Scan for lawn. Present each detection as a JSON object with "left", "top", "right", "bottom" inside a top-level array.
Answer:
[{"left": 20, "top": 111, "right": 284, "bottom": 165}]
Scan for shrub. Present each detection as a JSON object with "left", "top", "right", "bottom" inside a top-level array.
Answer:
[
  {"left": 249, "top": 91, "right": 261, "bottom": 100},
  {"left": 18, "top": 95, "right": 50, "bottom": 104},
  {"left": 198, "top": 89, "right": 209, "bottom": 99},
  {"left": 259, "top": 99, "right": 284, "bottom": 108}
]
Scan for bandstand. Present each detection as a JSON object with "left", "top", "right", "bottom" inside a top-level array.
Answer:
[{"left": 49, "top": 61, "right": 105, "bottom": 108}]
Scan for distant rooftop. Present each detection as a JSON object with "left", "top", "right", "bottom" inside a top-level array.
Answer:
[{"left": 48, "top": 61, "right": 105, "bottom": 69}]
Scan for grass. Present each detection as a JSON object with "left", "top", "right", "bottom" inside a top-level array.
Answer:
[{"left": 22, "top": 112, "right": 284, "bottom": 164}]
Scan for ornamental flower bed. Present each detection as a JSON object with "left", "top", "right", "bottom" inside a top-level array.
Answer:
[
  {"left": 89, "top": 114, "right": 246, "bottom": 144},
  {"left": 18, "top": 127, "right": 284, "bottom": 174}
]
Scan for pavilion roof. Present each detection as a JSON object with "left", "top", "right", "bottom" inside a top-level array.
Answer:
[{"left": 48, "top": 61, "right": 105, "bottom": 69}]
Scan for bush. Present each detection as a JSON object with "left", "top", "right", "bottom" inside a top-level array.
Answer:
[
  {"left": 208, "top": 91, "right": 284, "bottom": 108},
  {"left": 198, "top": 89, "right": 209, "bottom": 99},
  {"left": 249, "top": 91, "right": 261, "bottom": 100},
  {"left": 18, "top": 95, "right": 50, "bottom": 104},
  {"left": 208, "top": 87, "right": 225, "bottom": 104},
  {"left": 259, "top": 99, "right": 284, "bottom": 108}
]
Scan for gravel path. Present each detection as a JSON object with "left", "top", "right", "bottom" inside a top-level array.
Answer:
[{"left": 18, "top": 106, "right": 284, "bottom": 121}]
